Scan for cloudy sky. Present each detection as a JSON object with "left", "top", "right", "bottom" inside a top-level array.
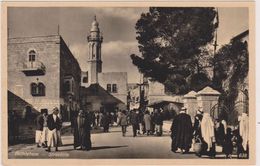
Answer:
[{"left": 8, "top": 7, "right": 248, "bottom": 83}]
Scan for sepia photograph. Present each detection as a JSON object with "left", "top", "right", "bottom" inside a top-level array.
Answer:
[{"left": 1, "top": 1, "right": 255, "bottom": 165}]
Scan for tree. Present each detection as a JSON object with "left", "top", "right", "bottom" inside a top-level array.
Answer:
[
  {"left": 131, "top": 7, "right": 218, "bottom": 94},
  {"left": 213, "top": 40, "right": 248, "bottom": 125}
]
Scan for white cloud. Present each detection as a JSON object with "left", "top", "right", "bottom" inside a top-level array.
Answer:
[{"left": 97, "top": 8, "right": 147, "bottom": 21}]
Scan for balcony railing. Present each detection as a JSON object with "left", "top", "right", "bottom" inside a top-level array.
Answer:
[{"left": 21, "top": 61, "right": 46, "bottom": 76}]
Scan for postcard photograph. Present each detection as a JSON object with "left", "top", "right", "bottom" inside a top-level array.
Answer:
[{"left": 1, "top": 2, "right": 255, "bottom": 164}]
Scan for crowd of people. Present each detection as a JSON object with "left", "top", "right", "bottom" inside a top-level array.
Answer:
[
  {"left": 170, "top": 106, "right": 249, "bottom": 159},
  {"left": 34, "top": 106, "right": 249, "bottom": 159}
]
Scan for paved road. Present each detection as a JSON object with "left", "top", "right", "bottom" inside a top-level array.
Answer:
[{"left": 9, "top": 125, "right": 230, "bottom": 159}]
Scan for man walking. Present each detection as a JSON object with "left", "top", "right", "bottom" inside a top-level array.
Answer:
[
  {"left": 170, "top": 107, "right": 193, "bottom": 154},
  {"left": 130, "top": 110, "right": 139, "bottom": 137},
  {"left": 41, "top": 109, "right": 48, "bottom": 148},
  {"left": 46, "top": 107, "right": 62, "bottom": 152},
  {"left": 35, "top": 110, "right": 44, "bottom": 148}
]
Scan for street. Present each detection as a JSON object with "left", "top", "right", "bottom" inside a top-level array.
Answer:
[{"left": 8, "top": 124, "right": 232, "bottom": 159}]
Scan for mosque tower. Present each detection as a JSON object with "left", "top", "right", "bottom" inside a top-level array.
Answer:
[{"left": 87, "top": 16, "right": 103, "bottom": 84}]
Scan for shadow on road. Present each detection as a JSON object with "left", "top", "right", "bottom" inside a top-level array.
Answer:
[{"left": 91, "top": 145, "right": 128, "bottom": 150}]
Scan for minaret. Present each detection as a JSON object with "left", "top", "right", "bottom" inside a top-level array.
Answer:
[{"left": 87, "top": 15, "right": 103, "bottom": 84}]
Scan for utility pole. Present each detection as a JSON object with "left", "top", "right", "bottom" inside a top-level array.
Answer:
[{"left": 212, "top": 8, "right": 219, "bottom": 80}]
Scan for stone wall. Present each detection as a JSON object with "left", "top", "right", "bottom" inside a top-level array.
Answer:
[{"left": 8, "top": 35, "right": 61, "bottom": 113}]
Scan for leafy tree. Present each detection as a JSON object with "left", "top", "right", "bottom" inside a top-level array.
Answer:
[
  {"left": 131, "top": 7, "right": 217, "bottom": 94},
  {"left": 213, "top": 40, "right": 248, "bottom": 125}
]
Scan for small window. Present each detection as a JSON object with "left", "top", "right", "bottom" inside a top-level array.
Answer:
[
  {"left": 112, "top": 84, "right": 117, "bottom": 93},
  {"left": 107, "top": 84, "right": 111, "bottom": 92},
  {"left": 38, "top": 83, "right": 45, "bottom": 96},
  {"left": 31, "top": 83, "right": 37, "bottom": 96},
  {"left": 64, "top": 81, "right": 70, "bottom": 93},
  {"left": 83, "top": 72, "right": 88, "bottom": 83},
  {"left": 29, "top": 50, "right": 36, "bottom": 62}
]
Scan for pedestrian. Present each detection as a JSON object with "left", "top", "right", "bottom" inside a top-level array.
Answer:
[
  {"left": 154, "top": 109, "right": 164, "bottom": 136},
  {"left": 201, "top": 113, "right": 216, "bottom": 158},
  {"left": 239, "top": 112, "right": 249, "bottom": 158},
  {"left": 41, "top": 109, "right": 48, "bottom": 148},
  {"left": 57, "top": 112, "right": 63, "bottom": 147},
  {"left": 35, "top": 109, "right": 44, "bottom": 148},
  {"left": 84, "top": 110, "right": 92, "bottom": 151},
  {"left": 129, "top": 110, "right": 139, "bottom": 137},
  {"left": 143, "top": 111, "right": 152, "bottom": 136},
  {"left": 193, "top": 107, "right": 203, "bottom": 139},
  {"left": 118, "top": 110, "right": 128, "bottom": 136},
  {"left": 215, "top": 119, "right": 225, "bottom": 146},
  {"left": 150, "top": 111, "right": 155, "bottom": 134},
  {"left": 223, "top": 128, "right": 234, "bottom": 158},
  {"left": 102, "top": 112, "right": 110, "bottom": 132},
  {"left": 45, "top": 107, "right": 62, "bottom": 152},
  {"left": 74, "top": 110, "right": 85, "bottom": 150},
  {"left": 170, "top": 107, "right": 193, "bottom": 154}
]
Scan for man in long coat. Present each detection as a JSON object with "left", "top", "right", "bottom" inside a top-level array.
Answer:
[
  {"left": 46, "top": 107, "right": 62, "bottom": 152},
  {"left": 170, "top": 107, "right": 193, "bottom": 153},
  {"left": 74, "top": 109, "right": 92, "bottom": 151}
]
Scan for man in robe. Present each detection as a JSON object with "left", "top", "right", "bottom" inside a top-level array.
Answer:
[
  {"left": 170, "top": 107, "right": 193, "bottom": 154},
  {"left": 193, "top": 107, "right": 203, "bottom": 139},
  {"left": 45, "top": 107, "right": 62, "bottom": 152},
  {"left": 35, "top": 110, "right": 44, "bottom": 148}
]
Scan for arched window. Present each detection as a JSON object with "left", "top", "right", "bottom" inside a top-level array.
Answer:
[
  {"left": 112, "top": 84, "right": 117, "bottom": 93},
  {"left": 31, "top": 83, "right": 37, "bottom": 96},
  {"left": 29, "top": 50, "right": 36, "bottom": 62},
  {"left": 38, "top": 83, "right": 45, "bottom": 96}
]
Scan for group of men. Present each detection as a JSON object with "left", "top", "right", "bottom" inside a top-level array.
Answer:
[
  {"left": 170, "top": 106, "right": 249, "bottom": 158},
  {"left": 35, "top": 107, "right": 62, "bottom": 152}
]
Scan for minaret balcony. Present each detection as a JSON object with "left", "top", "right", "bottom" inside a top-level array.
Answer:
[
  {"left": 21, "top": 61, "right": 46, "bottom": 76},
  {"left": 87, "top": 35, "right": 103, "bottom": 42}
]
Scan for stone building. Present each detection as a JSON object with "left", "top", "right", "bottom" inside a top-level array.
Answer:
[
  {"left": 81, "top": 17, "right": 128, "bottom": 112},
  {"left": 8, "top": 35, "right": 81, "bottom": 122}
]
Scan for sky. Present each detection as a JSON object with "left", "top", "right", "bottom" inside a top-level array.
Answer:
[{"left": 8, "top": 7, "right": 248, "bottom": 83}]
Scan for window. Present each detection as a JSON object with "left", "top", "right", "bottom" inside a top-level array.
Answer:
[
  {"left": 38, "top": 83, "right": 45, "bottom": 96},
  {"left": 112, "top": 84, "right": 117, "bottom": 93},
  {"left": 31, "top": 82, "right": 45, "bottom": 96},
  {"left": 64, "top": 81, "right": 71, "bottom": 93},
  {"left": 83, "top": 72, "right": 88, "bottom": 83},
  {"left": 107, "top": 84, "right": 111, "bottom": 92},
  {"left": 31, "top": 83, "right": 37, "bottom": 96},
  {"left": 29, "top": 50, "right": 36, "bottom": 62}
]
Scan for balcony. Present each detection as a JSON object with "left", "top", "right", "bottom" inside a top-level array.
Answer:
[{"left": 21, "top": 61, "right": 46, "bottom": 76}]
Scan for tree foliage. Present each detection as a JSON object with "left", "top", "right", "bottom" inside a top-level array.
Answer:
[{"left": 131, "top": 7, "right": 217, "bottom": 94}]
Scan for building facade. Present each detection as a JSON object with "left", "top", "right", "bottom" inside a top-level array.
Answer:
[{"left": 8, "top": 35, "right": 81, "bottom": 121}]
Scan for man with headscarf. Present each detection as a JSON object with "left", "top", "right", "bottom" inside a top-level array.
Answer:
[
  {"left": 239, "top": 112, "right": 249, "bottom": 156},
  {"left": 74, "top": 109, "right": 85, "bottom": 150},
  {"left": 41, "top": 109, "right": 48, "bottom": 148},
  {"left": 201, "top": 113, "right": 216, "bottom": 158},
  {"left": 45, "top": 107, "right": 62, "bottom": 152},
  {"left": 35, "top": 109, "right": 44, "bottom": 148},
  {"left": 170, "top": 107, "right": 193, "bottom": 154}
]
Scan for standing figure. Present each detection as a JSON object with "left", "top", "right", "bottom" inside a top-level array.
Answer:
[
  {"left": 223, "top": 128, "right": 234, "bottom": 158},
  {"left": 84, "top": 110, "right": 92, "bottom": 151},
  {"left": 239, "top": 112, "right": 249, "bottom": 158},
  {"left": 215, "top": 119, "right": 225, "bottom": 146},
  {"left": 143, "top": 111, "right": 152, "bottom": 136},
  {"left": 170, "top": 107, "right": 193, "bottom": 153},
  {"left": 193, "top": 108, "right": 203, "bottom": 139},
  {"left": 129, "top": 110, "right": 139, "bottom": 137},
  {"left": 102, "top": 112, "right": 111, "bottom": 132},
  {"left": 74, "top": 110, "right": 85, "bottom": 150},
  {"left": 41, "top": 109, "right": 48, "bottom": 148},
  {"left": 118, "top": 110, "right": 128, "bottom": 136},
  {"left": 201, "top": 113, "right": 216, "bottom": 158},
  {"left": 45, "top": 107, "right": 62, "bottom": 152},
  {"left": 35, "top": 110, "right": 44, "bottom": 147},
  {"left": 154, "top": 109, "right": 164, "bottom": 136}
]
